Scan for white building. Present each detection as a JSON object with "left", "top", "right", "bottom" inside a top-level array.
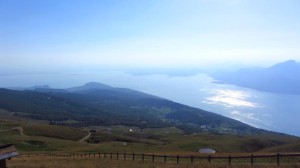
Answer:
[{"left": 198, "top": 148, "right": 216, "bottom": 154}]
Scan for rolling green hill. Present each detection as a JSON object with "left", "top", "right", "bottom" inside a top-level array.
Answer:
[
  {"left": 0, "top": 82, "right": 266, "bottom": 135},
  {"left": 0, "top": 109, "right": 299, "bottom": 153}
]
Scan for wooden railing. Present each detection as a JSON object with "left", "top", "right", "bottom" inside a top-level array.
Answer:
[
  {"left": 19, "top": 152, "right": 300, "bottom": 166},
  {"left": 0, "top": 144, "right": 18, "bottom": 168}
]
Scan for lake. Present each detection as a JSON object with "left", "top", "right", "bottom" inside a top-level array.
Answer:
[{"left": 2, "top": 71, "right": 300, "bottom": 136}]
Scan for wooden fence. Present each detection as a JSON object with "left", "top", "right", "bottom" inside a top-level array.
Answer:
[
  {"left": 0, "top": 144, "right": 18, "bottom": 168},
  {"left": 19, "top": 152, "right": 300, "bottom": 166}
]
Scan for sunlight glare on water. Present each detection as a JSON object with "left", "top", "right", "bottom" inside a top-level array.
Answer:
[
  {"left": 203, "top": 89, "right": 260, "bottom": 108},
  {"left": 201, "top": 88, "right": 268, "bottom": 129}
]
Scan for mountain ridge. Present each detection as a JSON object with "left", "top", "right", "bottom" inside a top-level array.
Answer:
[
  {"left": 0, "top": 82, "right": 273, "bottom": 135},
  {"left": 67, "top": 82, "right": 112, "bottom": 92},
  {"left": 212, "top": 60, "right": 300, "bottom": 95}
]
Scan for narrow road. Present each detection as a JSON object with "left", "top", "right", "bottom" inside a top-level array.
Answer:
[
  {"left": 0, "top": 127, "right": 24, "bottom": 136},
  {"left": 79, "top": 131, "right": 91, "bottom": 143}
]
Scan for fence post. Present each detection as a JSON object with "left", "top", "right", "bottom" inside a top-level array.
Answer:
[
  {"left": 251, "top": 154, "right": 254, "bottom": 166},
  {"left": 228, "top": 155, "right": 232, "bottom": 166},
  {"left": 133, "top": 153, "right": 135, "bottom": 161},
  {"left": 117, "top": 152, "right": 119, "bottom": 160},
  {"left": 277, "top": 153, "right": 280, "bottom": 166},
  {"left": 164, "top": 155, "right": 167, "bottom": 163},
  {"left": 177, "top": 155, "right": 179, "bottom": 164},
  {"left": 191, "top": 155, "right": 193, "bottom": 163},
  {"left": 152, "top": 154, "right": 155, "bottom": 163},
  {"left": 124, "top": 153, "right": 126, "bottom": 160},
  {"left": 208, "top": 155, "right": 211, "bottom": 163},
  {"left": 0, "top": 159, "right": 6, "bottom": 168},
  {"left": 142, "top": 153, "right": 144, "bottom": 162},
  {"left": 110, "top": 153, "right": 112, "bottom": 160}
]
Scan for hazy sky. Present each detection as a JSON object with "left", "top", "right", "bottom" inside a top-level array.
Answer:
[{"left": 1, "top": 0, "right": 300, "bottom": 73}]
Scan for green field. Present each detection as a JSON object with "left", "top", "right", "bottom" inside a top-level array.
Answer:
[
  {"left": 1, "top": 110, "right": 300, "bottom": 167},
  {"left": 0, "top": 110, "right": 299, "bottom": 155},
  {"left": 23, "top": 124, "right": 88, "bottom": 141}
]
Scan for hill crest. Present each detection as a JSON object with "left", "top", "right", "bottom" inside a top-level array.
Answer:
[
  {"left": 0, "top": 83, "right": 270, "bottom": 135},
  {"left": 212, "top": 60, "right": 300, "bottom": 95}
]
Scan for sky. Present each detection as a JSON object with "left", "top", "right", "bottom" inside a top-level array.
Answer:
[{"left": 1, "top": 0, "right": 300, "bottom": 74}]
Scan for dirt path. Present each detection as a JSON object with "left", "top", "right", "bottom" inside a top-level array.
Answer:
[
  {"left": 79, "top": 131, "right": 91, "bottom": 142},
  {"left": 0, "top": 127, "right": 25, "bottom": 136}
]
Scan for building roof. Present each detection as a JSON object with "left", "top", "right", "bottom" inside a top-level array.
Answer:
[{"left": 198, "top": 148, "right": 216, "bottom": 154}]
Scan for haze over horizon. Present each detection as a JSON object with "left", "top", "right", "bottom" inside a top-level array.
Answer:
[{"left": 1, "top": 0, "right": 300, "bottom": 75}]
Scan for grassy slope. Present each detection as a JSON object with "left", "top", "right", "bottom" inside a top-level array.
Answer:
[
  {"left": 0, "top": 111, "right": 88, "bottom": 152},
  {"left": 1, "top": 110, "right": 300, "bottom": 154},
  {"left": 23, "top": 124, "right": 88, "bottom": 141},
  {"left": 259, "top": 142, "right": 300, "bottom": 153},
  {"left": 0, "top": 88, "right": 261, "bottom": 134}
]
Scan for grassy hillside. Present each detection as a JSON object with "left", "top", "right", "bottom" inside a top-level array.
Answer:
[
  {"left": 1, "top": 83, "right": 300, "bottom": 155},
  {"left": 0, "top": 83, "right": 269, "bottom": 135},
  {"left": 23, "top": 124, "right": 88, "bottom": 141},
  {"left": 1, "top": 112, "right": 299, "bottom": 154},
  {"left": 259, "top": 142, "right": 300, "bottom": 153}
]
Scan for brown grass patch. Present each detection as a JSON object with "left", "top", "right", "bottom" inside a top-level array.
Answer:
[{"left": 7, "top": 155, "right": 300, "bottom": 168}]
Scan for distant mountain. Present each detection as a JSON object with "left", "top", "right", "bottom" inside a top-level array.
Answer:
[
  {"left": 27, "top": 85, "right": 52, "bottom": 90},
  {"left": 7, "top": 85, "right": 52, "bottom": 91},
  {"left": 67, "top": 82, "right": 112, "bottom": 92},
  {"left": 212, "top": 60, "right": 300, "bottom": 95},
  {"left": 0, "top": 82, "right": 268, "bottom": 135}
]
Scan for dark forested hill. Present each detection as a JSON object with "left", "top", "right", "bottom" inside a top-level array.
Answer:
[
  {"left": 212, "top": 60, "right": 300, "bottom": 95},
  {"left": 0, "top": 83, "right": 269, "bottom": 134}
]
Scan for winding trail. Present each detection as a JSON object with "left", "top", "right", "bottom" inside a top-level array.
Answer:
[
  {"left": 79, "top": 131, "right": 91, "bottom": 143},
  {"left": 0, "top": 127, "right": 24, "bottom": 136},
  {"left": 1, "top": 126, "right": 91, "bottom": 142}
]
